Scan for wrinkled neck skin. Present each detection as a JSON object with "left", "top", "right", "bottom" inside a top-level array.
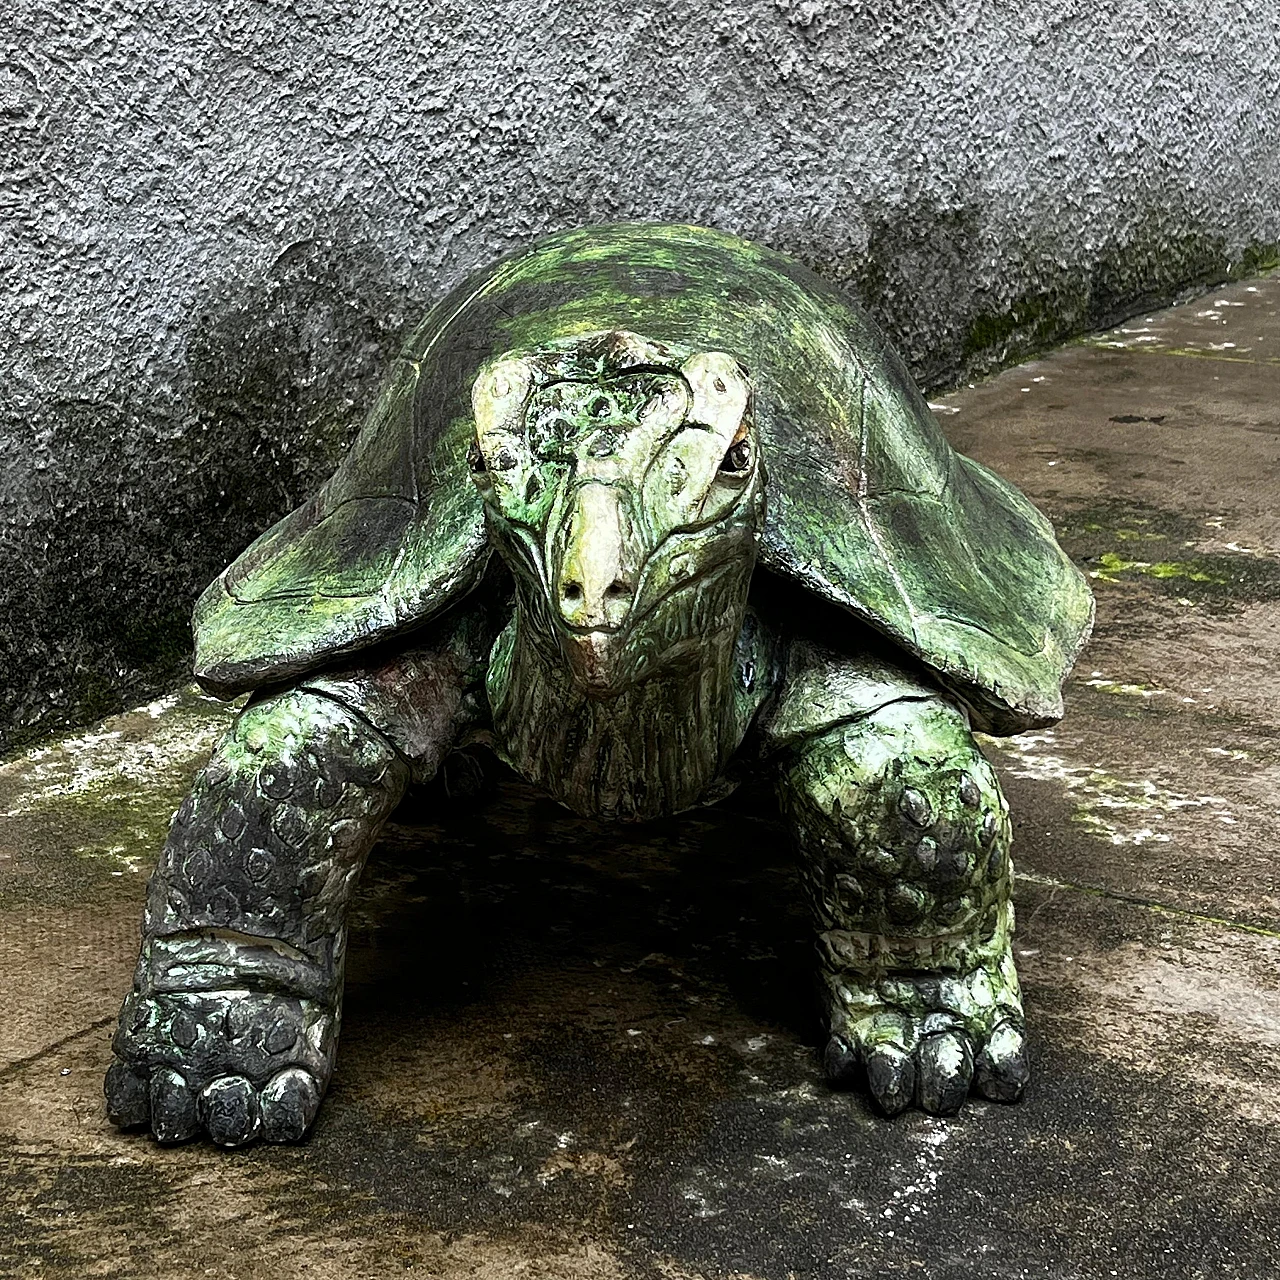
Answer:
[{"left": 486, "top": 537, "right": 765, "bottom": 823}]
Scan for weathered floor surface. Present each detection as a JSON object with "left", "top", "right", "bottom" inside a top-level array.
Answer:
[{"left": 3, "top": 275, "right": 1279, "bottom": 1280}]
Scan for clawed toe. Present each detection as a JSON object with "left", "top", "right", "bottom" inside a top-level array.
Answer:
[
  {"left": 104, "top": 1059, "right": 150, "bottom": 1129},
  {"left": 201, "top": 1075, "right": 261, "bottom": 1146},
  {"left": 823, "top": 1034, "right": 860, "bottom": 1088},
  {"left": 916, "top": 1030, "right": 973, "bottom": 1115},
  {"left": 261, "top": 1067, "right": 322, "bottom": 1143},
  {"left": 864, "top": 1042, "right": 916, "bottom": 1116},
  {"left": 150, "top": 1066, "right": 199, "bottom": 1143},
  {"left": 973, "top": 1020, "right": 1029, "bottom": 1102},
  {"left": 104, "top": 1059, "right": 324, "bottom": 1147}
]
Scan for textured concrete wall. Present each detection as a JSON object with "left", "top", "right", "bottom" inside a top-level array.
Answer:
[{"left": 2, "top": 0, "right": 1278, "bottom": 752}]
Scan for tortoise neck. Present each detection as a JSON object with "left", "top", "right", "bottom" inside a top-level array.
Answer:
[{"left": 485, "top": 592, "right": 751, "bottom": 822}]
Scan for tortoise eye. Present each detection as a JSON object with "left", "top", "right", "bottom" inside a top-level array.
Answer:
[{"left": 720, "top": 440, "right": 751, "bottom": 473}]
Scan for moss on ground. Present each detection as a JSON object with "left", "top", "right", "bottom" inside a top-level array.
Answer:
[
  {"left": 1050, "top": 499, "right": 1280, "bottom": 612},
  {"left": 953, "top": 236, "right": 1279, "bottom": 388},
  {"left": 0, "top": 686, "right": 238, "bottom": 904}
]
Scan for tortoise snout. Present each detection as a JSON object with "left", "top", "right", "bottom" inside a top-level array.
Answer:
[
  {"left": 558, "top": 573, "right": 636, "bottom": 630},
  {"left": 556, "top": 482, "right": 640, "bottom": 632}
]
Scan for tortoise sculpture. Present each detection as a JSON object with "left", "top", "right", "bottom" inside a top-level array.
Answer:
[{"left": 105, "top": 223, "right": 1093, "bottom": 1146}]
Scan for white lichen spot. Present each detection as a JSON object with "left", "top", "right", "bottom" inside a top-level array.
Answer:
[
  {"left": 143, "top": 692, "right": 182, "bottom": 718},
  {"left": 1082, "top": 677, "right": 1167, "bottom": 698},
  {"left": 0, "top": 684, "right": 239, "bottom": 869},
  {"left": 4, "top": 685, "right": 234, "bottom": 814},
  {"left": 1123, "top": 827, "right": 1172, "bottom": 845},
  {"left": 983, "top": 731, "right": 1235, "bottom": 845},
  {"left": 879, "top": 1121, "right": 949, "bottom": 1227},
  {"left": 678, "top": 1173, "right": 728, "bottom": 1220},
  {"left": 1093, "top": 325, "right": 1166, "bottom": 349},
  {"left": 1221, "top": 541, "right": 1279, "bottom": 559}
]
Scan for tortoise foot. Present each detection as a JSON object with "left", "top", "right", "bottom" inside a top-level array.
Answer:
[
  {"left": 822, "top": 939, "right": 1027, "bottom": 1117},
  {"left": 105, "top": 988, "right": 336, "bottom": 1146}
]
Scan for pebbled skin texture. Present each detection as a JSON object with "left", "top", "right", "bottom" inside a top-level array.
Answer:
[
  {"left": 106, "top": 689, "right": 409, "bottom": 1145},
  {"left": 776, "top": 692, "right": 1028, "bottom": 1116}
]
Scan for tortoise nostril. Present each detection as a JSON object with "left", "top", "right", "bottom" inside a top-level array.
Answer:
[
  {"left": 605, "top": 579, "right": 632, "bottom": 600},
  {"left": 562, "top": 582, "right": 583, "bottom": 602}
]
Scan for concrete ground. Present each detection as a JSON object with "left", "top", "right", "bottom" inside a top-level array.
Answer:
[{"left": 2, "top": 275, "right": 1278, "bottom": 1280}]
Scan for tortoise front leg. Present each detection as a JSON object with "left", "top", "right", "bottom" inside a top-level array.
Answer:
[
  {"left": 105, "top": 688, "right": 411, "bottom": 1145},
  {"left": 104, "top": 603, "right": 497, "bottom": 1146},
  {"left": 775, "top": 695, "right": 1028, "bottom": 1116}
]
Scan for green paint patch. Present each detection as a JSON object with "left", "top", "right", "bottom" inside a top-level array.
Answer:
[
  {"left": 1051, "top": 499, "right": 1280, "bottom": 612},
  {"left": 1112, "top": 528, "right": 1165, "bottom": 543}
]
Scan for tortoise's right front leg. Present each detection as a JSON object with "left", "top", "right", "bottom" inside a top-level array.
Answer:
[
  {"left": 105, "top": 688, "right": 410, "bottom": 1145},
  {"left": 106, "top": 597, "right": 499, "bottom": 1147}
]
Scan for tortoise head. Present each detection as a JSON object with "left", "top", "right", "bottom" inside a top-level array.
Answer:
[{"left": 469, "top": 330, "right": 764, "bottom": 695}]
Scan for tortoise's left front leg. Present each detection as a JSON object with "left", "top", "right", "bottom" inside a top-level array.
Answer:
[{"left": 775, "top": 694, "right": 1028, "bottom": 1116}]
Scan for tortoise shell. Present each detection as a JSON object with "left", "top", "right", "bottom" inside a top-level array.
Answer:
[{"left": 193, "top": 223, "right": 1092, "bottom": 734}]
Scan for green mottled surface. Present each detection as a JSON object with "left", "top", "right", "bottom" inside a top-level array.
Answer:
[
  {"left": 194, "top": 224, "right": 1093, "bottom": 734},
  {"left": 470, "top": 339, "right": 767, "bottom": 822}
]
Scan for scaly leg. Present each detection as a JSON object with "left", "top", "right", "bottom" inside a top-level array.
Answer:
[
  {"left": 105, "top": 688, "right": 410, "bottom": 1144},
  {"left": 775, "top": 693, "right": 1027, "bottom": 1116},
  {"left": 105, "top": 598, "right": 499, "bottom": 1147}
]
